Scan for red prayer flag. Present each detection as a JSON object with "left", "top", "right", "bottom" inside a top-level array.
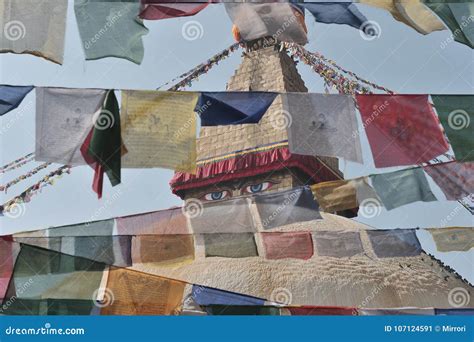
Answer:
[
  {"left": 424, "top": 161, "right": 474, "bottom": 201},
  {"left": 139, "top": 1, "right": 210, "bottom": 20},
  {"left": 289, "top": 306, "right": 356, "bottom": 315},
  {"left": 356, "top": 95, "right": 449, "bottom": 168},
  {"left": 262, "top": 232, "right": 313, "bottom": 260},
  {"left": 0, "top": 237, "right": 15, "bottom": 299}
]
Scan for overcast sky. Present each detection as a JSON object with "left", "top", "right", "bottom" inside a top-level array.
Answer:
[{"left": 0, "top": 2, "right": 472, "bottom": 282}]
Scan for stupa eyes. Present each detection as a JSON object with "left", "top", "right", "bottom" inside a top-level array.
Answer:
[
  {"left": 243, "top": 182, "right": 273, "bottom": 194},
  {"left": 203, "top": 190, "right": 230, "bottom": 201}
]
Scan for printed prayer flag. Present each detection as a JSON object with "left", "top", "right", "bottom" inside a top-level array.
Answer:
[
  {"left": 197, "top": 92, "right": 278, "bottom": 126},
  {"left": 35, "top": 87, "right": 107, "bottom": 165},
  {"left": 367, "top": 229, "right": 422, "bottom": 258},
  {"left": 74, "top": 0, "right": 149, "bottom": 64},
  {"left": 255, "top": 187, "right": 321, "bottom": 229},
  {"left": 0, "top": 0, "right": 68, "bottom": 64},
  {"left": 370, "top": 167, "right": 437, "bottom": 210},
  {"left": 424, "top": 161, "right": 474, "bottom": 201},
  {"left": 131, "top": 235, "right": 194, "bottom": 265},
  {"left": 261, "top": 232, "right": 313, "bottom": 260},
  {"left": 289, "top": 306, "right": 355, "bottom": 316},
  {"left": 311, "top": 177, "right": 380, "bottom": 213},
  {"left": 297, "top": 2, "right": 368, "bottom": 30},
  {"left": 203, "top": 233, "right": 258, "bottom": 258},
  {"left": 117, "top": 207, "right": 189, "bottom": 235},
  {"left": 0, "top": 85, "right": 34, "bottom": 116},
  {"left": 356, "top": 95, "right": 449, "bottom": 168},
  {"left": 139, "top": 1, "right": 209, "bottom": 20},
  {"left": 431, "top": 95, "right": 473, "bottom": 162},
  {"left": 284, "top": 93, "right": 363, "bottom": 163},
  {"left": 121, "top": 91, "right": 198, "bottom": 173},
  {"left": 0, "top": 237, "right": 18, "bottom": 300},
  {"left": 224, "top": 2, "right": 307, "bottom": 44},
  {"left": 314, "top": 231, "right": 364, "bottom": 258},
  {"left": 192, "top": 285, "right": 265, "bottom": 306},
  {"left": 81, "top": 90, "right": 125, "bottom": 198},
  {"left": 101, "top": 267, "right": 185, "bottom": 315},
  {"left": 359, "top": 0, "right": 445, "bottom": 34},
  {"left": 189, "top": 197, "right": 255, "bottom": 233},
  {"left": 422, "top": 1, "right": 474, "bottom": 48},
  {"left": 428, "top": 227, "right": 474, "bottom": 252}
]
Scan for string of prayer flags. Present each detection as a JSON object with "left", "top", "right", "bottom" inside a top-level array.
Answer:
[
  {"left": 314, "top": 231, "right": 364, "bottom": 258},
  {"left": 0, "top": 153, "right": 35, "bottom": 174},
  {"left": 296, "top": 2, "right": 369, "bottom": 31},
  {"left": 81, "top": 90, "right": 125, "bottom": 199},
  {"left": 262, "top": 232, "right": 314, "bottom": 260},
  {"left": 121, "top": 91, "right": 198, "bottom": 173},
  {"left": 356, "top": 95, "right": 449, "bottom": 168},
  {"left": 101, "top": 267, "right": 185, "bottom": 315},
  {"left": 255, "top": 186, "right": 321, "bottom": 229},
  {"left": 359, "top": 0, "right": 445, "bottom": 35},
  {"left": 431, "top": 95, "right": 473, "bottom": 162},
  {"left": 424, "top": 161, "right": 474, "bottom": 201},
  {"left": 196, "top": 92, "right": 278, "bottom": 126},
  {"left": 192, "top": 285, "right": 265, "bottom": 306},
  {"left": 0, "top": 0, "right": 67, "bottom": 64},
  {"left": 117, "top": 207, "right": 189, "bottom": 235},
  {"left": 139, "top": 0, "right": 209, "bottom": 20},
  {"left": 0, "top": 85, "right": 34, "bottom": 116},
  {"left": 311, "top": 177, "right": 380, "bottom": 213},
  {"left": 370, "top": 167, "right": 436, "bottom": 210},
  {"left": 74, "top": 0, "right": 149, "bottom": 64},
  {"left": 422, "top": 0, "right": 474, "bottom": 49},
  {"left": 367, "top": 229, "right": 422, "bottom": 258},
  {"left": 0, "top": 162, "right": 51, "bottom": 193},
  {"left": 35, "top": 87, "right": 107, "bottom": 165},
  {"left": 283, "top": 93, "right": 363, "bottom": 163},
  {"left": 428, "top": 227, "right": 474, "bottom": 252},
  {"left": 224, "top": 2, "right": 308, "bottom": 44},
  {"left": 131, "top": 235, "right": 194, "bottom": 265}
]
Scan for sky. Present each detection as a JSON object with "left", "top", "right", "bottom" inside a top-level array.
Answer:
[{"left": 0, "top": 2, "right": 473, "bottom": 282}]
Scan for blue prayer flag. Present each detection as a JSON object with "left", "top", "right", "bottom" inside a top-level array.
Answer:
[
  {"left": 0, "top": 85, "right": 34, "bottom": 116},
  {"left": 192, "top": 285, "right": 266, "bottom": 306}
]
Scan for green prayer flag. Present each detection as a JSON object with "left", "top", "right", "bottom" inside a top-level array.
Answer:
[
  {"left": 88, "top": 90, "right": 123, "bottom": 187},
  {"left": 74, "top": 0, "right": 149, "bottom": 64},
  {"left": 432, "top": 95, "right": 473, "bottom": 162},
  {"left": 423, "top": 1, "right": 474, "bottom": 48}
]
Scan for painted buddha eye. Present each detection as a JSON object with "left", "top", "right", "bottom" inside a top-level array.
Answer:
[
  {"left": 244, "top": 182, "right": 273, "bottom": 194},
  {"left": 203, "top": 190, "right": 230, "bottom": 201}
]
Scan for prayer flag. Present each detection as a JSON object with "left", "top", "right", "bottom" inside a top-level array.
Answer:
[
  {"left": 204, "top": 305, "right": 280, "bottom": 315},
  {"left": 35, "top": 87, "right": 107, "bottom": 165},
  {"left": 284, "top": 93, "right": 363, "bottom": 163},
  {"left": 131, "top": 235, "right": 194, "bottom": 265},
  {"left": 139, "top": 0, "right": 209, "bottom": 20},
  {"left": 356, "top": 95, "right": 449, "bottom": 168},
  {"left": 424, "top": 161, "right": 473, "bottom": 201},
  {"left": 121, "top": 91, "right": 198, "bottom": 173},
  {"left": 370, "top": 167, "right": 437, "bottom": 210},
  {"left": 0, "top": 85, "right": 33, "bottom": 116},
  {"left": 192, "top": 285, "right": 265, "bottom": 306},
  {"left": 431, "top": 95, "right": 473, "bottom": 162},
  {"left": 314, "top": 231, "right": 364, "bottom": 258},
  {"left": 262, "top": 232, "right": 314, "bottom": 260},
  {"left": 74, "top": 0, "right": 149, "bottom": 64},
  {"left": 298, "top": 2, "right": 368, "bottom": 30},
  {"left": 117, "top": 207, "right": 190, "bottom": 235},
  {"left": 367, "top": 229, "right": 422, "bottom": 258},
  {"left": 197, "top": 92, "right": 278, "bottom": 126},
  {"left": 289, "top": 306, "right": 355, "bottom": 315},
  {"left": 203, "top": 233, "right": 258, "bottom": 258},
  {"left": 0, "top": 0, "right": 67, "bottom": 64},
  {"left": 428, "top": 227, "right": 474, "bottom": 252}
]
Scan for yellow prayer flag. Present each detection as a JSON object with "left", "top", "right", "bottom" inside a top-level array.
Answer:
[
  {"left": 121, "top": 91, "right": 198, "bottom": 173},
  {"left": 311, "top": 180, "right": 358, "bottom": 212},
  {"left": 428, "top": 227, "right": 474, "bottom": 252}
]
